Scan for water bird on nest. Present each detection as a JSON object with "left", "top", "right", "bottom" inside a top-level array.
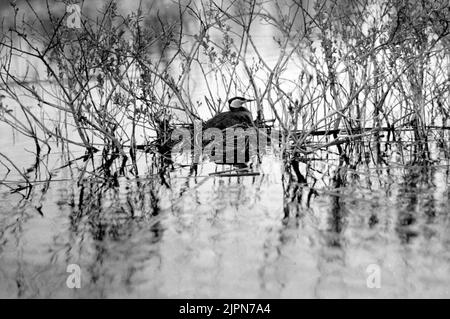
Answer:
[
  {"left": 204, "top": 97, "right": 255, "bottom": 130},
  {"left": 203, "top": 97, "right": 256, "bottom": 168},
  {"left": 136, "top": 97, "right": 257, "bottom": 172}
]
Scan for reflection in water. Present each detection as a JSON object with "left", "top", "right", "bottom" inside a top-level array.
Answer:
[
  {"left": 1, "top": 139, "right": 450, "bottom": 298},
  {"left": 1, "top": 0, "right": 450, "bottom": 299}
]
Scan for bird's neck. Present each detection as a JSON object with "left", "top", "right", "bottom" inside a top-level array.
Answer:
[{"left": 229, "top": 106, "right": 250, "bottom": 113}]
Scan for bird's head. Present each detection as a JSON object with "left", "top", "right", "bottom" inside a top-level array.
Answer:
[{"left": 228, "top": 97, "right": 254, "bottom": 111}]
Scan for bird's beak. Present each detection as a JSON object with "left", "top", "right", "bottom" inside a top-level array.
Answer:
[{"left": 245, "top": 99, "right": 255, "bottom": 103}]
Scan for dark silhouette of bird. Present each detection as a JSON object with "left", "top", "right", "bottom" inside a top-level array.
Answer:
[
  {"left": 204, "top": 97, "right": 255, "bottom": 130},
  {"left": 202, "top": 97, "right": 256, "bottom": 167}
]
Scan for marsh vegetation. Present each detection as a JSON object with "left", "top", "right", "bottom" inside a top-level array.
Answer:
[{"left": 0, "top": 0, "right": 449, "bottom": 297}]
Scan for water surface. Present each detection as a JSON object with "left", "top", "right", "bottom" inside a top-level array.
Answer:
[{"left": 1, "top": 137, "right": 450, "bottom": 298}]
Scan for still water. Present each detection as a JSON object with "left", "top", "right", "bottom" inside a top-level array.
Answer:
[
  {"left": 1, "top": 135, "right": 450, "bottom": 298},
  {"left": 1, "top": 0, "right": 450, "bottom": 299}
]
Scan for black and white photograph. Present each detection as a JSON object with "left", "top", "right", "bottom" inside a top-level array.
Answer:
[{"left": 0, "top": 0, "right": 449, "bottom": 301}]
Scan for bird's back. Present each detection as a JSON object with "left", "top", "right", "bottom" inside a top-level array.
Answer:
[{"left": 204, "top": 110, "right": 253, "bottom": 130}]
